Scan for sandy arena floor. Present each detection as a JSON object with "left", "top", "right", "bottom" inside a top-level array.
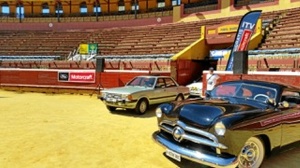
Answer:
[{"left": 0, "top": 90, "right": 299, "bottom": 168}]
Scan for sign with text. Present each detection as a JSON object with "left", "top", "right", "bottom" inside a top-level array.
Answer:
[
  {"left": 217, "top": 24, "right": 238, "bottom": 34},
  {"left": 58, "top": 71, "right": 95, "bottom": 83},
  {"left": 210, "top": 50, "right": 231, "bottom": 59},
  {"left": 225, "top": 10, "right": 262, "bottom": 71}
]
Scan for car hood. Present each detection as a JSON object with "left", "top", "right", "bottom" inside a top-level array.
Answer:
[
  {"left": 175, "top": 99, "right": 264, "bottom": 129},
  {"left": 102, "top": 86, "right": 150, "bottom": 94}
]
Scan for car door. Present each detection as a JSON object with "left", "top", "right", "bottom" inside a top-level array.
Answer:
[
  {"left": 164, "top": 77, "right": 179, "bottom": 102},
  {"left": 281, "top": 90, "right": 300, "bottom": 146},
  {"left": 152, "top": 77, "right": 168, "bottom": 104}
]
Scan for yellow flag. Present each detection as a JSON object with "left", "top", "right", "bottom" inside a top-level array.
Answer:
[{"left": 79, "top": 44, "right": 88, "bottom": 54}]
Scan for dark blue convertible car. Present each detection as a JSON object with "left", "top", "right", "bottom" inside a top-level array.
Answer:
[{"left": 153, "top": 80, "right": 300, "bottom": 168}]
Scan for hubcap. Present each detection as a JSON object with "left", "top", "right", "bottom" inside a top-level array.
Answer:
[
  {"left": 139, "top": 101, "right": 147, "bottom": 113},
  {"left": 239, "top": 142, "right": 259, "bottom": 167}
]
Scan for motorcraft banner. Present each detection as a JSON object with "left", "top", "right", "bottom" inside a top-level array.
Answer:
[
  {"left": 225, "top": 10, "right": 262, "bottom": 71},
  {"left": 58, "top": 71, "right": 95, "bottom": 83}
]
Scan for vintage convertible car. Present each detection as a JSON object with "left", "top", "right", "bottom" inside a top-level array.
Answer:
[
  {"left": 152, "top": 80, "right": 300, "bottom": 168},
  {"left": 99, "top": 75, "right": 189, "bottom": 114}
]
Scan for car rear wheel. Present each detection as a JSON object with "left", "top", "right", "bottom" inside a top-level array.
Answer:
[
  {"left": 106, "top": 106, "right": 116, "bottom": 112},
  {"left": 238, "top": 137, "right": 265, "bottom": 168},
  {"left": 135, "top": 99, "right": 148, "bottom": 115},
  {"left": 175, "top": 94, "right": 184, "bottom": 101}
]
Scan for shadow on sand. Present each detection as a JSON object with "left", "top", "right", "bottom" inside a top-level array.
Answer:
[{"left": 107, "top": 105, "right": 158, "bottom": 118}]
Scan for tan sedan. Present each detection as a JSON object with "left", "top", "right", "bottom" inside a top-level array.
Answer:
[{"left": 98, "top": 75, "right": 190, "bottom": 114}]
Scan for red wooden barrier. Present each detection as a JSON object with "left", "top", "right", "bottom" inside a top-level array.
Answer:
[{"left": 202, "top": 71, "right": 300, "bottom": 95}]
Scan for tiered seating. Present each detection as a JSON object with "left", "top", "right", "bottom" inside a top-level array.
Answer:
[
  {"left": 93, "top": 21, "right": 204, "bottom": 56},
  {"left": 260, "top": 7, "right": 300, "bottom": 49},
  {"left": 0, "top": 8, "right": 286, "bottom": 62},
  {"left": 0, "top": 30, "right": 91, "bottom": 60},
  {"left": 260, "top": 10, "right": 281, "bottom": 29},
  {"left": 93, "top": 16, "right": 253, "bottom": 56}
]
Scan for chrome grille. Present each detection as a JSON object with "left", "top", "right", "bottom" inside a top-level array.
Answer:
[
  {"left": 159, "top": 120, "right": 227, "bottom": 150},
  {"left": 107, "top": 93, "right": 122, "bottom": 99}
]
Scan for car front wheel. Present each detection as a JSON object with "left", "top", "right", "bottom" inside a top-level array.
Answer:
[
  {"left": 135, "top": 99, "right": 148, "bottom": 115},
  {"left": 238, "top": 137, "right": 265, "bottom": 168}
]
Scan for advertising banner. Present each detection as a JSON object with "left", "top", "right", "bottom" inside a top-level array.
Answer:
[
  {"left": 210, "top": 50, "right": 231, "bottom": 59},
  {"left": 58, "top": 71, "right": 95, "bottom": 83},
  {"left": 79, "top": 43, "right": 98, "bottom": 55},
  {"left": 79, "top": 44, "right": 89, "bottom": 54},
  {"left": 88, "top": 43, "right": 98, "bottom": 55},
  {"left": 225, "top": 10, "right": 262, "bottom": 71}
]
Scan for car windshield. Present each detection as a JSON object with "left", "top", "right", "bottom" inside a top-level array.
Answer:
[
  {"left": 210, "top": 83, "right": 277, "bottom": 103},
  {"left": 126, "top": 76, "right": 156, "bottom": 88}
]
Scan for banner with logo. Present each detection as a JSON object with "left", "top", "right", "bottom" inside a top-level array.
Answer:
[
  {"left": 58, "top": 71, "right": 95, "bottom": 83},
  {"left": 210, "top": 50, "right": 231, "bottom": 59},
  {"left": 79, "top": 43, "right": 98, "bottom": 55},
  {"left": 225, "top": 10, "right": 262, "bottom": 71},
  {"left": 88, "top": 43, "right": 98, "bottom": 55}
]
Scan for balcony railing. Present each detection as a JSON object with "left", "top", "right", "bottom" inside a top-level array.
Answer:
[
  {"left": 184, "top": 0, "right": 218, "bottom": 14},
  {"left": 234, "top": 0, "right": 275, "bottom": 7},
  {"left": 0, "top": 6, "right": 174, "bottom": 23}
]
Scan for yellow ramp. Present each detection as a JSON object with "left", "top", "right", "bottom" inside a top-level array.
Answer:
[
  {"left": 171, "top": 26, "right": 208, "bottom": 61},
  {"left": 171, "top": 19, "right": 263, "bottom": 61}
]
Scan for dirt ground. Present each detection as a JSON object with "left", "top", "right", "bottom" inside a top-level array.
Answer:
[{"left": 0, "top": 89, "right": 299, "bottom": 168}]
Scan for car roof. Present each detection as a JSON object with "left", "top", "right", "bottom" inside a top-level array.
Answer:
[{"left": 137, "top": 75, "right": 172, "bottom": 78}]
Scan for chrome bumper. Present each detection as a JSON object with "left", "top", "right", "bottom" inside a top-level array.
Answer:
[
  {"left": 100, "top": 98, "right": 137, "bottom": 109},
  {"left": 152, "top": 131, "right": 238, "bottom": 168}
]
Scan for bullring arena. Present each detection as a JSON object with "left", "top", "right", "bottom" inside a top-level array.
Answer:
[
  {"left": 1, "top": 0, "right": 300, "bottom": 167},
  {"left": 1, "top": 90, "right": 300, "bottom": 168}
]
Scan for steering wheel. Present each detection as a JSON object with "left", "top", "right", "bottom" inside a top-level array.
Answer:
[{"left": 253, "top": 94, "right": 270, "bottom": 102}]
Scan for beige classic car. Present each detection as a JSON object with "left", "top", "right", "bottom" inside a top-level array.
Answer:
[{"left": 98, "top": 75, "right": 190, "bottom": 114}]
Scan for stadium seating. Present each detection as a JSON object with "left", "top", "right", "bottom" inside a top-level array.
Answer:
[
  {"left": 0, "top": 30, "right": 91, "bottom": 60},
  {"left": 0, "top": 6, "right": 297, "bottom": 67},
  {"left": 260, "top": 7, "right": 300, "bottom": 49}
]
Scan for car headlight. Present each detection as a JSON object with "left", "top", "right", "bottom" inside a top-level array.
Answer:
[
  {"left": 101, "top": 92, "right": 107, "bottom": 98},
  {"left": 214, "top": 122, "right": 226, "bottom": 136},
  {"left": 155, "top": 107, "right": 162, "bottom": 118},
  {"left": 121, "top": 94, "right": 128, "bottom": 99}
]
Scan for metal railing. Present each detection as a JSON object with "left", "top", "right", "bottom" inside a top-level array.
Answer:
[
  {"left": 234, "top": 0, "right": 275, "bottom": 7},
  {"left": 183, "top": 0, "right": 218, "bottom": 14},
  {"left": 0, "top": 7, "right": 174, "bottom": 23}
]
